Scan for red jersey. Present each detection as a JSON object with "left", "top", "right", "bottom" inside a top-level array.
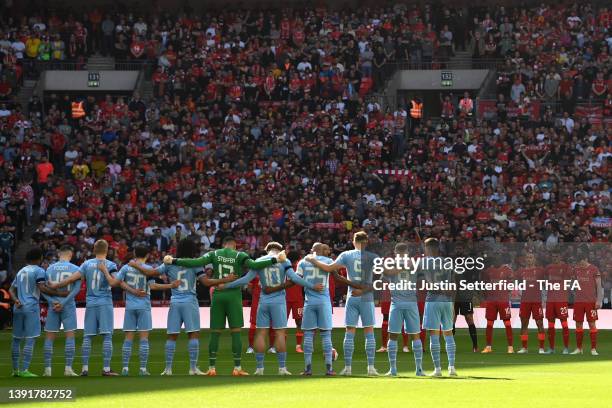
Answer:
[
  {"left": 545, "top": 262, "right": 572, "bottom": 302},
  {"left": 518, "top": 266, "right": 545, "bottom": 301},
  {"left": 286, "top": 262, "right": 303, "bottom": 302},
  {"left": 280, "top": 19, "right": 291, "bottom": 39},
  {"left": 292, "top": 30, "right": 304, "bottom": 45},
  {"left": 130, "top": 41, "right": 145, "bottom": 58},
  {"left": 285, "top": 283, "right": 303, "bottom": 302},
  {"left": 229, "top": 84, "right": 242, "bottom": 101},
  {"left": 249, "top": 276, "right": 261, "bottom": 304},
  {"left": 289, "top": 77, "right": 302, "bottom": 92},
  {"left": 329, "top": 274, "right": 335, "bottom": 305},
  {"left": 573, "top": 263, "right": 600, "bottom": 302},
  {"left": 592, "top": 79, "right": 606, "bottom": 95},
  {"left": 484, "top": 265, "right": 513, "bottom": 301}
]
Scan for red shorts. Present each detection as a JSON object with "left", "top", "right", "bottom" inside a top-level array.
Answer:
[
  {"left": 250, "top": 300, "right": 259, "bottom": 324},
  {"left": 418, "top": 301, "right": 424, "bottom": 318},
  {"left": 545, "top": 301, "right": 568, "bottom": 320},
  {"left": 519, "top": 302, "right": 543, "bottom": 320},
  {"left": 381, "top": 301, "right": 391, "bottom": 315},
  {"left": 485, "top": 301, "right": 512, "bottom": 321},
  {"left": 573, "top": 302, "right": 598, "bottom": 322},
  {"left": 286, "top": 301, "right": 303, "bottom": 320}
]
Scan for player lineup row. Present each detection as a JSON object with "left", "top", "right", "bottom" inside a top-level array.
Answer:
[{"left": 8, "top": 233, "right": 603, "bottom": 378}]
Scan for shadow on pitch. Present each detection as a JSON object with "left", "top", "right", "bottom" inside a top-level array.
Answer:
[{"left": 339, "top": 375, "right": 514, "bottom": 381}]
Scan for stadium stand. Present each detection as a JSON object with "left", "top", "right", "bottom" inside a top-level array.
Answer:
[{"left": 0, "top": 2, "right": 610, "bottom": 306}]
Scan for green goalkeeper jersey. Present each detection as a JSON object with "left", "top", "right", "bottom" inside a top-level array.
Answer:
[{"left": 174, "top": 247, "right": 277, "bottom": 298}]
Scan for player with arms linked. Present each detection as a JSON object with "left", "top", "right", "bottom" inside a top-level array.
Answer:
[
  {"left": 42, "top": 245, "right": 81, "bottom": 377},
  {"left": 421, "top": 238, "right": 457, "bottom": 377},
  {"left": 116, "top": 245, "right": 182, "bottom": 376},
  {"left": 164, "top": 236, "right": 287, "bottom": 376},
  {"left": 218, "top": 241, "right": 324, "bottom": 375},
  {"left": 294, "top": 243, "right": 341, "bottom": 376},
  {"left": 49, "top": 240, "right": 120, "bottom": 376},
  {"left": 129, "top": 239, "right": 236, "bottom": 375},
  {"left": 382, "top": 243, "right": 425, "bottom": 376},
  {"left": 10, "top": 247, "right": 68, "bottom": 377},
  {"left": 305, "top": 231, "right": 378, "bottom": 376}
]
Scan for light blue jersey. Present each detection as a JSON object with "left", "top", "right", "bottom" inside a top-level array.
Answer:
[
  {"left": 116, "top": 264, "right": 156, "bottom": 310},
  {"left": 45, "top": 261, "right": 81, "bottom": 307},
  {"left": 226, "top": 256, "right": 315, "bottom": 304},
  {"left": 80, "top": 258, "right": 118, "bottom": 306},
  {"left": 11, "top": 265, "right": 46, "bottom": 312},
  {"left": 157, "top": 264, "right": 203, "bottom": 304},
  {"left": 386, "top": 269, "right": 420, "bottom": 334},
  {"left": 296, "top": 255, "right": 333, "bottom": 305},
  {"left": 336, "top": 249, "right": 375, "bottom": 301},
  {"left": 422, "top": 257, "right": 454, "bottom": 302},
  {"left": 388, "top": 269, "right": 418, "bottom": 304}
]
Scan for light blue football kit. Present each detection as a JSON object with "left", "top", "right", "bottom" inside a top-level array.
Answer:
[
  {"left": 387, "top": 270, "right": 420, "bottom": 334},
  {"left": 11, "top": 265, "right": 46, "bottom": 338},
  {"left": 297, "top": 255, "right": 335, "bottom": 373},
  {"left": 11, "top": 264, "right": 47, "bottom": 373},
  {"left": 225, "top": 256, "right": 315, "bottom": 329},
  {"left": 336, "top": 249, "right": 376, "bottom": 328},
  {"left": 420, "top": 256, "right": 456, "bottom": 372},
  {"left": 297, "top": 256, "right": 334, "bottom": 330},
  {"left": 421, "top": 258, "right": 455, "bottom": 331},
  {"left": 79, "top": 258, "right": 119, "bottom": 372},
  {"left": 115, "top": 263, "right": 157, "bottom": 374},
  {"left": 42, "top": 260, "right": 81, "bottom": 373},
  {"left": 156, "top": 263, "right": 205, "bottom": 373},
  {"left": 384, "top": 268, "right": 424, "bottom": 376},
  {"left": 157, "top": 264, "right": 203, "bottom": 334},
  {"left": 44, "top": 261, "right": 81, "bottom": 332},
  {"left": 115, "top": 264, "right": 156, "bottom": 332},
  {"left": 80, "top": 258, "right": 118, "bottom": 335},
  {"left": 225, "top": 255, "right": 317, "bottom": 371}
]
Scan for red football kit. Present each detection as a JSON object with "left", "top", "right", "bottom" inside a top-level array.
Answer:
[
  {"left": 545, "top": 262, "right": 572, "bottom": 349},
  {"left": 545, "top": 262, "right": 572, "bottom": 320},
  {"left": 518, "top": 266, "right": 545, "bottom": 320},
  {"left": 484, "top": 265, "right": 513, "bottom": 321},
  {"left": 573, "top": 264, "right": 600, "bottom": 323}
]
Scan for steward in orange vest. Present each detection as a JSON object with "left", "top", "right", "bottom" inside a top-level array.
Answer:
[{"left": 71, "top": 101, "right": 85, "bottom": 119}]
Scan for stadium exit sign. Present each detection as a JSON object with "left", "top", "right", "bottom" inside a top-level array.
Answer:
[
  {"left": 88, "top": 71, "right": 100, "bottom": 87},
  {"left": 441, "top": 71, "right": 453, "bottom": 87}
]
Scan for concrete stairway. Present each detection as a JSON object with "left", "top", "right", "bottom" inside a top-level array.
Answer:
[
  {"left": 448, "top": 50, "right": 473, "bottom": 69},
  {"left": 140, "top": 79, "right": 154, "bottom": 102},
  {"left": 10, "top": 214, "right": 38, "bottom": 273},
  {"left": 86, "top": 54, "right": 115, "bottom": 70},
  {"left": 16, "top": 80, "right": 37, "bottom": 113}
]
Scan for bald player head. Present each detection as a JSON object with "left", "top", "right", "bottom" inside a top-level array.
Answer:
[{"left": 311, "top": 242, "right": 331, "bottom": 257}]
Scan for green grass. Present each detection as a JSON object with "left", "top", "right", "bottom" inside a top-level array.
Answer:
[{"left": 0, "top": 329, "right": 610, "bottom": 407}]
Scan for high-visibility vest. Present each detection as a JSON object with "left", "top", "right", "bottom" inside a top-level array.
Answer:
[
  {"left": 71, "top": 101, "right": 85, "bottom": 119},
  {"left": 410, "top": 100, "right": 423, "bottom": 118}
]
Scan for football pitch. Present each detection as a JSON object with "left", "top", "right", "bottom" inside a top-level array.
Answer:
[{"left": 0, "top": 329, "right": 610, "bottom": 407}]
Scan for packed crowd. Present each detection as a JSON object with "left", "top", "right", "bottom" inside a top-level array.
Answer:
[
  {"left": 0, "top": 3, "right": 610, "bottom": 305},
  {"left": 491, "top": 4, "right": 612, "bottom": 116}
]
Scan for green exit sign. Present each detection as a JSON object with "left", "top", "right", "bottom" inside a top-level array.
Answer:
[
  {"left": 88, "top": 71, "right": 100, "bottom": 87},
  {"left": 441, "top": 71, "right": 453, "bottom": 87}
]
